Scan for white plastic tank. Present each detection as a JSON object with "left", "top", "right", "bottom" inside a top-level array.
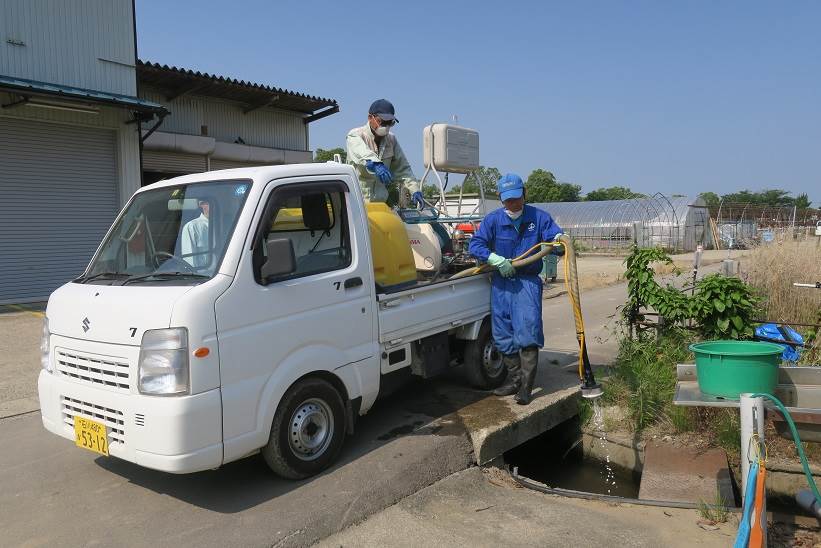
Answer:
[
  {"left": 423, "top": 124, "right": 479, "bottom": 174},
  {"left": 404, "top": 223, "right": 443, "bottom": 273}
]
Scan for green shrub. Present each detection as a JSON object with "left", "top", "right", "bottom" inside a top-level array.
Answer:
[
  {"left": 692, "top": 274, "right": 759, "bottom": 340},
  {"left": 607, "top": 330, "right": 694, "bottom": 431},
  {"left": 622, "top": 245, "right": 760, "bottom": 340}
]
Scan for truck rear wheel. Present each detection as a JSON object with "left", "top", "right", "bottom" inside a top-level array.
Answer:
[
  {"left": 463, "top": 321, "right": 506, "bottom": 389},
  {"left": 263, "top": 377, "right": 346, "bottom": 479}
]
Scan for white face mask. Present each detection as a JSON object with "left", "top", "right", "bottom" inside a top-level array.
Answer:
[
  {"left": 373, "top": 125, "right": 389, "bottom": 137},
  {"left": 505, "top": 208, "right": 523, "bottom": 220}
]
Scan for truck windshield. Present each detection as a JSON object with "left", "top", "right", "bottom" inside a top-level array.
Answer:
[{"left": 80, "top": 180, "right": 251, "bottom": 285}]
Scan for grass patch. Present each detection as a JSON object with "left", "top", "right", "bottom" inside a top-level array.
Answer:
[
  {"left": 578, "top": 398, "right": 592, "bottom": 426},
  {"left": 698, "top": 490, "right": 730, "bottom": 523},
  {"left": 666, "top": 405, "right": 696, "bottom": 433},
  {"left": 603, "top": 330, "right": 693, "bottom": 431},
  {"left": 711, "top": 409, "right": 741, "bottom": 454}
]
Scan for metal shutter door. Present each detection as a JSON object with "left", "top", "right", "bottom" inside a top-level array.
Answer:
[
  {"left": 143, "top": 150, "right": 207, "bottom": 174},
  {"left": 0, "top": 117, "right": 119, "bottom": 304}
]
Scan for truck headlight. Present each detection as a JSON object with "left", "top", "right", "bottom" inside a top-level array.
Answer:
[
  {"left": 138, "top": 328, "right": 189, "bottom": 396},
  {"left": 40, "top": 318, "right": 51, "bottom": 372}
]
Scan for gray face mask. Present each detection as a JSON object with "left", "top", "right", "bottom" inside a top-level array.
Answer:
[{"left": 373, "top": 125, "right": 389, "bottom": 137}]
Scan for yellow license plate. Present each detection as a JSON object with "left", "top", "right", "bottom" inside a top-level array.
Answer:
[{"left": 74, "top": 417, "right": 109, "bottom": 456}]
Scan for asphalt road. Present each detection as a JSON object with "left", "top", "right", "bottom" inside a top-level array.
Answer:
[{"left": 1, "top": 379, "right": 473, "bottom": 548}]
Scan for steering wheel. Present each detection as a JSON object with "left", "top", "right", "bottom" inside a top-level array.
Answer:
[{"left": 152, "top": 251, "right": 198, "bottom": 273}]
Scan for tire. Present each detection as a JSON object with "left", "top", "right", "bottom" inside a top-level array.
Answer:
[
  {"left": 463, "top": 321, "right": 507, "bottom": 389},
  {"left": 262, "top": 377, "right": 347, "bottom": 480}
]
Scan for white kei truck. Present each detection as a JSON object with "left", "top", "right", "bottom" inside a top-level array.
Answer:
[{"left": 38, "top": 162, "right": 503, "bottom": 479}]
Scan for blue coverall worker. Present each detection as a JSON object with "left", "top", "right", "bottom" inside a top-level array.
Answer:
[{"left": 469, "top": 173, "right": 564, "bottom": 404}]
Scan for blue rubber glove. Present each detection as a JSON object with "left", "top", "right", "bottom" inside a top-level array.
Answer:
[
  {"left": 365, "top": 160, "right": 392, "bottom": 185},
  {"left": 411, "top": 191, "right": 425, "bottom": 209},
  {"left": 487, "top": 252, "right": 515, "bottom": 278},
  {"left": 550, "top": 242, "right": 565, "bottom": 256}
]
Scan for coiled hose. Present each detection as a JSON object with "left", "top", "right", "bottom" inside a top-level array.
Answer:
[{"left": 752, "top": 393, "right": 821, "bottom": 504}]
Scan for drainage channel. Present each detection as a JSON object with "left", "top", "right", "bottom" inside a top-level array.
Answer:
[
  {"left": 504, "top": 416, "right": 641, "bottom": 499},
  {"left": 503, "top": 415, "right": 821, "bottom": 521}
]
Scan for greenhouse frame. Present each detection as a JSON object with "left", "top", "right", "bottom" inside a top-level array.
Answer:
[{"left": 529, "top": 194, "right": 710, "bottom": 253}]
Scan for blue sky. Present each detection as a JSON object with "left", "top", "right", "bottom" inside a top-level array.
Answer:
[{"left": 136, "top": 1, "right": 820, "bottom": 203}]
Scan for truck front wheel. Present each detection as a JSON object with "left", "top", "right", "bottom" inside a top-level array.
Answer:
[
  {"left": 263, "top": 377, "right": 347, "bottom": 479},
  {"left": 463, "top": 321, "right": 506, "bottom": 389}
]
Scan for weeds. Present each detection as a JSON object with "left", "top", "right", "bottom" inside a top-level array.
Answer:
[
  {"left": 698, "top": 490, "right": 730, "bottom": 523},
  {"left": 604, "top": 330, "right": 694, "bottom": 431},
  {"left": 578, "top": 398, "right": 592, "bottom": 426},
  {"left": 712, "top": 409, "right": 741, "bottom": 454},
  {"left": 743, "top": 240, "right": 821, "bottom": 326},
  {"left": 665, "top": 405, "right": 696, "bottom": 433}
]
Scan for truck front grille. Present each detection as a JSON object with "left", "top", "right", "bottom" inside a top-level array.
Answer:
[
  {"left": 55, "top": 348, "right": 130, "bottom": 392},
  {"left": 61, "top": 396, "right": 126, "bottom": 446}
]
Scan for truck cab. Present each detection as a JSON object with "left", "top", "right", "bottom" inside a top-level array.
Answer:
[{"left": 38, "top": 163, "right": 501, "bottom": 478}]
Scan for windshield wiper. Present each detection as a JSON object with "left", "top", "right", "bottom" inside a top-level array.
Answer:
[
  {"left": 75, "top": 272, "right": 129, "bottom": 284},
  {"left": 120, "top": 272, "right": 210, "bottom": 286}
]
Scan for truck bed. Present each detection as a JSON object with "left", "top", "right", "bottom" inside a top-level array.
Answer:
[{"left": 376, "top": 273, "right": 491, "bottom": 345}]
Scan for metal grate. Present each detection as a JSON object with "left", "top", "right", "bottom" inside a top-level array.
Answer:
[
  {"left": 61, "top": 396, "right": 125, "bottom": 446},
  {"left": 55, "top": 348, "right": 130, "bottom": 392}
]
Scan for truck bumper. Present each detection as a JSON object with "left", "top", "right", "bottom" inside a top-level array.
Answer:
[{"left": 38, "top": 369, "right": 223, "bottom": 474}]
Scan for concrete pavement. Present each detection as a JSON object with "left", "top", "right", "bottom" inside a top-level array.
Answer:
[
  {"left": 0, "top": 308, "right": 43, "bottom": 418},
  {"left": 316, "top": 467, "right": 735, "bottom": 547}
]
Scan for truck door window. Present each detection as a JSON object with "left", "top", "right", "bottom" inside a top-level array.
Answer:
[
  {"left": 254, "top": 183, "right": 351, "bottom": 284},
  {"left": 81, "top": 180, "right": 250, "bottom": 284}
]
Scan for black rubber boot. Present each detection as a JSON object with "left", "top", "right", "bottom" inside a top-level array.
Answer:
[
  {"left": 493, "top": 353, "right": 522, "bottom": 396},
  {"left": 515, "top": 347, "right": 539, "bottom": 405}
]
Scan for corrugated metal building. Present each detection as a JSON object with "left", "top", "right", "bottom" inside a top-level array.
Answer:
[
  {"left": 137, "top": 61, "right": 338, "bottom": 183},
  {"left": 0, "top": 0, "right": 166, "bottom": 304},
  {"left": 0, "top": 1, "right": 339, "bottom": 304}
]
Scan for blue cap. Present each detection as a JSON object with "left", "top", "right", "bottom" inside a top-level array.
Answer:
[
  {"left": 368, "top": 99, "right": 397, "bottom": 122},
  {"left": 498, "top": 173, "right": 524, "bottom": 201}
]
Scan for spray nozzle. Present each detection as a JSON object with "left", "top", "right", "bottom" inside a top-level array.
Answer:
[{"left": 581, "top": 382, "right": 603, "bottom": 399}]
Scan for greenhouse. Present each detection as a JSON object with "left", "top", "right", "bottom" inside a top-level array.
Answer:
[{"left": 529, "top": 194, "right": 710, "bottom": 253}]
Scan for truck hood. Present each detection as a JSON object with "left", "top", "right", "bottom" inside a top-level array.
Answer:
[{"left": 46, "top": 282, "right": 196, "bottom": 346}]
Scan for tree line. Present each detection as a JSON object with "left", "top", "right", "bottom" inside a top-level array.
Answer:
[
  {"left": 315, "top": 148, "right": 812, "bottom": 208},
  {"left": 699, "top": 189, "right": 812, "bottom": 209}
]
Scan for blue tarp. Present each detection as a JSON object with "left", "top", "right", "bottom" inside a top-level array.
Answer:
[{"left": 756, "top": 323, "right": 804, "bottom": 362}]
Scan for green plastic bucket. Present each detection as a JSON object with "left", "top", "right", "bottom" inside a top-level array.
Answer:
[{"left": 689, "top": 340, "right": 784, "bottom": 399}]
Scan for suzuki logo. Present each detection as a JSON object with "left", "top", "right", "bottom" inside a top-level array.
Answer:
[{"left": 82, "top": 317, "right": 91, "bottom": 333}]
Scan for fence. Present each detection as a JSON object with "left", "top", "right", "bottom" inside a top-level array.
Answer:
[{"left": 710, "top": 203, "right": 821, "bottom": 249}]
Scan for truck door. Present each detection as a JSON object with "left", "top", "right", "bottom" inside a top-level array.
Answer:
[{"left": 215, "top": 177, "right": 376, "bottom": 453}]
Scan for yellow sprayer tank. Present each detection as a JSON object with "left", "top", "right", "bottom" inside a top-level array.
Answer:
[{"left": 366, "top": 202, "right": 417, "bottom": 290}]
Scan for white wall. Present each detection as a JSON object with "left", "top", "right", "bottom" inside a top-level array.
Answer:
[
  {"left": 0, "top": 0, "right": 136, "bottom": 95},
  {"left": 140, "top": 87, "right": 309, "bottom": 152}
]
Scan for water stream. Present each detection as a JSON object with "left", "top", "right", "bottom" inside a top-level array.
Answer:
[{"left": 591, "top": 399, "right": 617, "bottom": 495}]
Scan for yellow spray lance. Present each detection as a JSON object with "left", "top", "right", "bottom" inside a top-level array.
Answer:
[{"left": 451, "top": 234, "right": 603, "bottom": 399}]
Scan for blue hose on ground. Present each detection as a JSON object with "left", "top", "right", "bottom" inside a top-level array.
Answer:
[
  {"left": 751, "top": 392, "right": 821, "bottom": 505},
  {"left": 734, "top": 459, "right": 759, "bottom": 548}
]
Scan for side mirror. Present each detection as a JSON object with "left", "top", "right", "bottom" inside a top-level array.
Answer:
[{"left": 260, "top": 238, "right": 296, "bottom": 282}]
